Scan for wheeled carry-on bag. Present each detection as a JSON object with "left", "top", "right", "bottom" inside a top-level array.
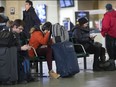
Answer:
[
  {"left": 51, "top": 41, "right": 80, "bottom": 77},
  {"left": 0, "top": 47, "right": 18, "bottom": 84}
]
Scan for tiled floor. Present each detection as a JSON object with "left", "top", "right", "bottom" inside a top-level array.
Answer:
[{"left": 1, "top": 54, "right": 116, "bottom": 87}]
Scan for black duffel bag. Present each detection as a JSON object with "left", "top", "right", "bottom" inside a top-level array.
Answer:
[{"left": 0, "top": 30, "right": 17, "bottom": 47}]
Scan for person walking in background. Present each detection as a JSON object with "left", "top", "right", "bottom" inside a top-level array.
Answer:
[
  {"left": 101, "top": 3, "right": 116, "bottom": 70},
  {"left": 23, "top": 0, "right": 41, "bottom": 39},
  {"left": 28, "top": 22, "right": 60, "bottom": 79},
  {"left": 72, "top": 17, "right": 107, "bottom": 71},
  {"left": 0, "top": 6, "right": 9, "bottom": 30}
]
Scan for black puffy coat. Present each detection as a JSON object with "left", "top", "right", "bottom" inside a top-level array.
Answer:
[
  {"left": 23, "top": 7, "right": 41, "bottom": 38},
  {"left": 72, "top": 25, "right": 93, "bottom": 49}
]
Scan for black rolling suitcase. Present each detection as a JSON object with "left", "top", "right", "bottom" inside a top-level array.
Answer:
[
  {"left": 0, "top": 47, "right": 18, "bottom": 84},
  {"left": 51, "top": 41, "right": 80, "bottom": 77}
]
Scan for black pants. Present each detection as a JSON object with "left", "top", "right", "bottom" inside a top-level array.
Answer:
[
  {"left": 106, "top": 35, "right": 116, "bottom": 60},
  {"left": 86, "top": 44, "right": 105, "bottom": 67}
]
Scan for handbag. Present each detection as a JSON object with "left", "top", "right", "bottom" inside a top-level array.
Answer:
[{"left": 0, "top": 30, "right": 17, "bottom": 47}]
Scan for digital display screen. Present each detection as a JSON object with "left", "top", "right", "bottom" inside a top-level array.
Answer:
[
  {"left": 63, "top": 21, "right": 69, "bottom": 30},
  {"left": 65, "top": 0, "right": 71, "bottom": 6},
  {"left": 59, "top": 0, "right": 74, "bottom": 8},
  {"left": 60, "top": 0, "right": 65, "bottom": 8},
  {"left": 35, "top": 4, "right": 47, "bottom": 24}
]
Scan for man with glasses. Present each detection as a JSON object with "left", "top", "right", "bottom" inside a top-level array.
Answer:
[{"left": 12, "top": 19, "right": 37, "bottom": 84}]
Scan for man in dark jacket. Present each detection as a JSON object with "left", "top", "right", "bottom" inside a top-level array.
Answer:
[
  {"left": 23, "top": 0, "right": 41, "bottom": 39},
  {"left": 0, "top": 6, "right": 9, "bottom": 31},
  {"left": 73, "top": 17, "right": 107, "bottom": 71},
  {"left": 12, "top": 19, "right": 37, "bottom": 84}
]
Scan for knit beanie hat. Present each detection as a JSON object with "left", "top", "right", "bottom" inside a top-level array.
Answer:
[
  {"left": 78, "top": 17, "right": 88, "bottom": 26},
  {"left": 0, "top": 6, "right": 4, "bottom": 13},
  {"left": 105, "top": 3, "right": 112, "bottom": 10}
]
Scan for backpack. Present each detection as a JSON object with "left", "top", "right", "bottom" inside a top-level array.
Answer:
[
  {"left": 52, "top": 23, "right": 69, "bottom": 43},
  {"left": 0, "top": 29, "right": 17, "bottom": 47}
]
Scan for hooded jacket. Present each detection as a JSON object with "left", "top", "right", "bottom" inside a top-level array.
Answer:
[
  {"left": 28, "top": 30, "right": 50, "bottom": 58},
  {"left": 101, "top": 9, "right": 116, "bottom": 38},
  {"left": 23, "top": 7, "right": 41, "bottom": 38}
]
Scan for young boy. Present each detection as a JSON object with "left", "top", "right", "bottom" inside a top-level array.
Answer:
[{"left": 11, "top": 19, "right": 35, "bottom": 84}]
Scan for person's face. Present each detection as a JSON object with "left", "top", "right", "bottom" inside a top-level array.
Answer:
[
  {"left": 43, "top": 30, "right": 48, "bottom": 34},
  {"left": 83, "top": 22, "right": 88, "bottom": 28},
  {"left": 12, "top": 25, "right": 24, "bottom": 33},
  {"left": 25, "top": 2, "right": 31, "bottom": 11}
]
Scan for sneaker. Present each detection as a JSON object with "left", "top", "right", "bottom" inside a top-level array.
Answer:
[{"left": 49, "top": 70, "right": 60, "bottom": 79}]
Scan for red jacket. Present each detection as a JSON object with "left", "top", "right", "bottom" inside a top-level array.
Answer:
[
  {"left": 101, "top": 10, "right": 116, "bottom": 38},
  {"left": 28, "top": 31, "right": 50, "bottom": 58}
]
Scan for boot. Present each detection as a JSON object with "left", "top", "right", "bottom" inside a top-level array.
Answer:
[
  {"left": 93, "top": 61, "right": 103, "bottom": 71},
  {"left": 49, "top": 70, "right": 60, "bottom": 79},
  {"left": 93, "top": 65, "right": 103, "bottom": 71},
  {"left": 99, "top": 55, "right": 108, "bottom": 67},
  {"left": 104, "top": 59, "right": 116, "bottom": 71},
  {"left": 100, "top": 55, "right": 106, "bottom": 63}
]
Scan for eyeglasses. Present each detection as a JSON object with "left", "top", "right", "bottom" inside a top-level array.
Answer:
[{"left": 18, "top": 27, "right": 24, "bottom": 30}]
